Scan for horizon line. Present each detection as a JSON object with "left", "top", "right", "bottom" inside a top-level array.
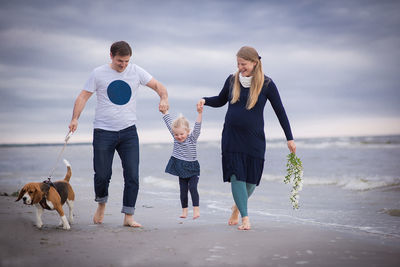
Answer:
[{"left": 1, "top": 133, "right": 399, "bottom": 147}]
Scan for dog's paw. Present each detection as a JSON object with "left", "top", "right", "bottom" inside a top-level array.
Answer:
[
  {"left": 36, "top": 223, "right": 43, "bottom": 229},
  {"left": 62, "top": 221, "right": 71, "bottom": 230},
  {"left": 60, "top": 215, "right": 71, "bottom": 229}
]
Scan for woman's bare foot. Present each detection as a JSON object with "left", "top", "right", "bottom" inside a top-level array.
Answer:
[
  {"left": 180, "top": 208, "right": 188, "bottom": 218},
  {"left": 238, "top": 216, "right": 251, "bottom": 230},
  {"left": 228, "top": 205, "right": 239, "bottom": 225},
  {"left": 193, "top": 206, "right": 200, "bottom": 219},
  {"left": 123, "top": 214, "right": 142, "bottom": 228},
  {"left": 93, "top": 203, "right": 106, "bottom": 224}
]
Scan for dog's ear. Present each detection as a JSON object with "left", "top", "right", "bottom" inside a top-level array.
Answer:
[
  {"left": 15, "top": 186, "right": 26, "bottom": 202},
  {"left": 31, "top": 184, "right": 44, "bottom": 204}
]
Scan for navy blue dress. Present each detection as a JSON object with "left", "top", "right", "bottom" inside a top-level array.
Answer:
[{"left": 204, "top": 75, "right": 293, "bottom": 186}]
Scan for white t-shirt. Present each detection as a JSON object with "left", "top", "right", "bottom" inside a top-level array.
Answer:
[{"left": 84, "top": 63, "right": 152, "bottom": 131}]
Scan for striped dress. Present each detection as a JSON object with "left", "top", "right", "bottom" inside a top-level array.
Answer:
[{"left": 163, "top": 113, "right": 201, "bottom": 178}]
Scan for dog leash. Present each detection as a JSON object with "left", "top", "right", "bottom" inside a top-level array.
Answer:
[{"left": 47, "top": 131, "right": 73, "bottom": 179}]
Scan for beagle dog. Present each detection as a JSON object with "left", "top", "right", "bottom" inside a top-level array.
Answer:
[{"left": 16, "top": 159, "right": 75, "bottom": 230}]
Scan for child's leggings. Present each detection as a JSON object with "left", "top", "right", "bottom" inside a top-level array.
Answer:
[
  {"left": 231, "top": 174, "right": 256, "bottom": 217},
  {"left": 179, "top": 176, "right": 199, "bottom": 208}
]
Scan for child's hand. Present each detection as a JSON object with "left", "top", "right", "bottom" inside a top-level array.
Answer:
[
  {"left": 196, "top": 101, "right": 203, "bottom": 123},
  {"left": 197, "top": 105, "right": 203, "bottom": 114},
  {"left": 160, "top": 108, "right": 168, "bottom": 115},
  {"left": 197, "top": 99, "right": 205, "bottom": 110}
]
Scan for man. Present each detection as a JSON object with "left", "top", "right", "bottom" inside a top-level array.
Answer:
[{"left": 69, "top": 41, "right": 168, "bottom": 227}]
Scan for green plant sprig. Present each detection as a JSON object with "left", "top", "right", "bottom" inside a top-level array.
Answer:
[{"left": 284, "top": 153, "right": 304, "bottom": 209}]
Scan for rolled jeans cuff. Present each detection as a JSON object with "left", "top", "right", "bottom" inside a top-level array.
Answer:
[
  {"left": 121, "top": 206, "right": 135, "bottom": 215},
  {"left": 95, "top": 196, "right": 108, "bottom": 203}
]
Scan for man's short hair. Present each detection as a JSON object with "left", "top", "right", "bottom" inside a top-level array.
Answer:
[{"left": 110, "top": 41, "right": 132, "bottom": 57}]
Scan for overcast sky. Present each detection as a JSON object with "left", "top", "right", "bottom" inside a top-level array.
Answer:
[{"left": 0, "top": 0, "right": 399, "bottom": 144}]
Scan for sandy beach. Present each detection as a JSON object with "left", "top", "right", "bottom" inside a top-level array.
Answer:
[
  {"left": 1, "top": 138, "right": 400, "bottom": 267},
  {"left": 1, "top": 193, "right": 399, "bottom": 267}
]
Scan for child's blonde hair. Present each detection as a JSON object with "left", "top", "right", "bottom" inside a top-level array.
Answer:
[{"left": 172, "top": 114, "right": 190, "bottom": 132}]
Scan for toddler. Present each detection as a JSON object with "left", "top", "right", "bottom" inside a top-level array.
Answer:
[{"left": 161, "top": 105, "right": 203, "bottom": 219}]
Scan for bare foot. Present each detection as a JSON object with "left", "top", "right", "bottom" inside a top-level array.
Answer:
[
  {"left": 193, "top": 206, "right": 200, "bottom": 219},
  {"left": 123, "top": 214, "right": 142, "bottom": 228},
  {"left": 238, "top": 216, "right": 251, "bottom": 230},
  {"left": 93, "top": 203, "right": 106, "bottom": 224},
  {"left": 228, "top": 205, "right": 239, "bottom": 225},
  {"left": 180, "top": 208, "right": 188, "bottom": 218}
]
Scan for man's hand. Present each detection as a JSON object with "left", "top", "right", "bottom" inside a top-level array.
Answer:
[
  {"left": 159, "top": 98, "right": 169, "bottom": 113},
  {"left": 69, "top": 118, "right": 78, "bottom": 133},
  {"left": 146, "top": 78, "right": 169, "bottom": 113},
  {"left": 68, "top": 90, "right": 93, "bottom": 133}
]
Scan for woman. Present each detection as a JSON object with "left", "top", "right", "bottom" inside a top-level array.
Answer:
[{"left": 197, "top": 46, "right": 296, "bottom": 230}]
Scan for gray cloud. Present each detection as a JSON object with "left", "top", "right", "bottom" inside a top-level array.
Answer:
[{"left": 0, "top": 0, "right": 399, "bottom": 143}]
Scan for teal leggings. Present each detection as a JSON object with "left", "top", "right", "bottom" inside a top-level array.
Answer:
[{"left": 231, "top": 175, "right": 256, "bottom": 217}]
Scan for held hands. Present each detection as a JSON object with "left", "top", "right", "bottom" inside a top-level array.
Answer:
[
  {"left": 197, "top": 99, "right": 205, "bottom": 112},
  {"left": 196, "top": 100, "right": 203, "bottom": 123},
  {"left": 160, "top": 99, "right": 203, "bottom": 114},
  {"left": 197, "top": 101, "right": 203, "bottom": 114},
  {"left": 159, "top": 98, "right": 169, "bottom": 114}
]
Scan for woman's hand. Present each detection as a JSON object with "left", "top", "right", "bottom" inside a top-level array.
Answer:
[
  {"left": 197, "top": 99, "right": 205, "bottom": 110},
  {"left": 287, "top": 140, "right": 296, "bottom": 154}
]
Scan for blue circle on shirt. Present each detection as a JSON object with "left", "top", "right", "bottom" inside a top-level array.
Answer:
[{"left": 107, "top": 80, "right": 132, "bottom": 105}]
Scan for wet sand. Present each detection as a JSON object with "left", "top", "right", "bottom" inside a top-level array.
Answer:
[{"left": 1, "top": 194, "right": 399, "bottom": 267}]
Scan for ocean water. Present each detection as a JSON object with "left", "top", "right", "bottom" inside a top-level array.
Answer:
[{"left": 1, "top": 135, "right": 399, "bottom": 240}]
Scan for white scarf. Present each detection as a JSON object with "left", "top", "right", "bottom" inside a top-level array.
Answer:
[{"left": 239, "top": 73, "right": 252, "bottom": 88}]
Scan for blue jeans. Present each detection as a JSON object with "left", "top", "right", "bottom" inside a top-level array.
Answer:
[{"left": 93, "top": 125, "right": 139, "bottom": 215}]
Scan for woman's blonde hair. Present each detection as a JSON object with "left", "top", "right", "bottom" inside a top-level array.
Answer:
[
  {"left": 231, "top": 46, "right": 265, "bottom": 110},
  {"left": 172, "top": 114, "right": 190, "bottom": 132}
]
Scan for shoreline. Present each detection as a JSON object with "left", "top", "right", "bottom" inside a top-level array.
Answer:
[
  {"left": 1, "top": 134, "right": 400, "bottom": 147},
  {"left": 1, "top": 195, "right": 399, "bottom": 267}
]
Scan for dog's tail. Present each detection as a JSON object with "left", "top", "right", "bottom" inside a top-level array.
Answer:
[{"left": 63, "top": 159, "right": 72, "bottom": 182}]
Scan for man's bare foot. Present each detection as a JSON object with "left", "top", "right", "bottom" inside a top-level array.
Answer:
[
  {"left": 180, "top": 208, "right": 188, "bottom": 218},
  {"left": 193, "top": 206, "right": 200, "bottom": 219},
  {"left": 228, "top": 205, "right": 239, "bottom": 225},
  {"left": 123, "top": 214, "right": 142, "bottom": 228},
  {"left": 93, "top": 203, "right": 106, "bottom": 224},
  {"left": 238, "top": 216, "right": 251, "bottom": 230}
]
